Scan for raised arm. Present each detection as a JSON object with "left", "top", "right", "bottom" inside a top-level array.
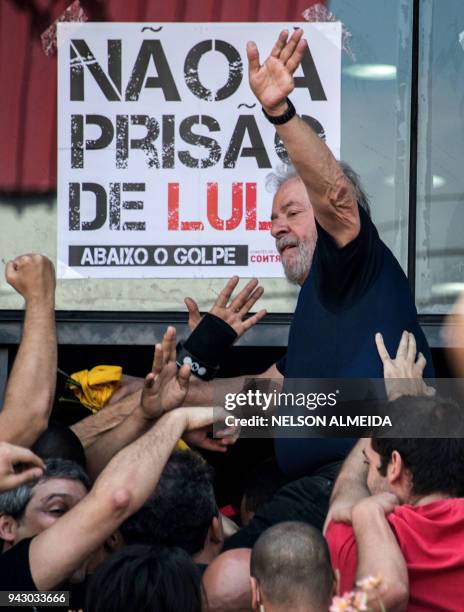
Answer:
[
  {"left": 77, "top": 275, "right": 268, "bottom": 437},
  {"left": 247, "top": 29, "right": 359, "bottom": 247},
  {"left": 352, "top": 494, "right": 409, "bottom": 612},
  {"left": 0, "top": 255, "right": 57, "bottom": 447},
  {"left": 77, "top": 327, "right": 191, "bottom": 479},
  {"left": 28, "top": 404, "right": 220, "bottom": 591}
]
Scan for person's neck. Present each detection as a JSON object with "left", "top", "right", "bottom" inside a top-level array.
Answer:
[{"left": 260, "top": 600, "right": 320, "bottom": 612}]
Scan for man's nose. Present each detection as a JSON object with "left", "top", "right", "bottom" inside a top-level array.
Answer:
[{"left": 271, "top": 218, "right": 289, "bottom": 238}]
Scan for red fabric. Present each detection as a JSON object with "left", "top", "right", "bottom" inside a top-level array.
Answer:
[
  {"left": 1, "top": 0, "right": 325, "bottom": 193},
  {"left": 326, "top": 499, "right": 464, "bottom": 612}
]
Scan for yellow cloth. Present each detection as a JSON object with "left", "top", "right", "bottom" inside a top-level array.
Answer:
[
  {"left": 175, "top": 439, "right": 190, "bottom": 451},
  {"left": 69, "top": 365, "right": 122, "bottom": 413}
]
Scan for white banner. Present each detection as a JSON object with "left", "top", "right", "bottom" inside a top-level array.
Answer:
[{"left": 57, "top": 22, "right": 341, "bottom": 279}]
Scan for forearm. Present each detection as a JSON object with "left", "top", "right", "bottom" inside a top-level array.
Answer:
[
  {"left": 276, "top": 114, "right": 340, "bottom": 203},
  {"left": 183, "top": 376, "right": 244, "bottom": 407},
  {"left": 273, "top": 114, "right": 358, "bottom": 245},
  {"left": 183, "top": 368, "right": 280, "bottom": 408},
  {"left": 84, "top": 404, "right": 153, "bottom": 481},
  {"left": 329, "top": 440, "right": 370, "bottom": 510},
  {"left": 71, "top": 389, "right": 142, "bottom": 448},
  {"left": 92, "top": 410, "right": 184, "bottom": 511},
  {"left": 0, "top": 303, "right": 56, "bottom": 446},
  {"left": 30, "top": 403, "right": 187, "bottom": 590},
  {"left": 352, "top": 507, "right": 408, "bottom": 611}
]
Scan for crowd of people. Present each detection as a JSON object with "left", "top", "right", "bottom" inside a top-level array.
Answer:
[{"left": 1, "top": 29, "right": 464, "bottom": 612}]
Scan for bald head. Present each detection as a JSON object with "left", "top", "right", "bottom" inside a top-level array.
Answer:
[
  {"left": 250, "top": 522, "right": 334, "bottom": 611},
  {"left": 202, "top": 548, "right": 252, "bottom": 612}
]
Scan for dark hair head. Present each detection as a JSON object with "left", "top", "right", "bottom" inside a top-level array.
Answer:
[
  {"left": 86, "top": 544, "right": 202, "bottom": 612},
  {"left": 378, "top": 394, "right": 464, "bottom": 438},
  {"left": 371, "top": 436, "right": 464, "bottom": 497},
  {"left": 0, "top": 458, "right": 89, "bottom": 520},
  {"left": 250, "top": 521, "right": 334, "bottom": 609},
  {"left": 32, "top": 421, "right": 86, "bottom": 469},
  {"left": 120, "top": 450, "right": 217, "bottom": 555}
]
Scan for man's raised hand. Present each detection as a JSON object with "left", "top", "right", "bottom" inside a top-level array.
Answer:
[
  {"left": 375, "top": 331, "right": 435, "bottom": 401},
  {"left": 247, "top": 28, "right": 306, "bottom": 114},
  {"left": 5, "top": 254, "right": 55, "bottom": 308},
  {"left": 184, "top": 276, "right": 266, "bottom": 338},
  {"left": 140, "top": 327, "right": 191, "bottom": 420}
]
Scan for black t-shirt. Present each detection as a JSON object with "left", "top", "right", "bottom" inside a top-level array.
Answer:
[
  {"left": 278, "top": 205, "right": 434, "bottom": 378},
  {"left": 275, "top": 206, "right": 434, "bottom": 477},
  {"left": 0, "top": 538, "right": 36, "bottom": 592},
  {"left": 0, "top": 539, "right": 85, "bottom": 612}
]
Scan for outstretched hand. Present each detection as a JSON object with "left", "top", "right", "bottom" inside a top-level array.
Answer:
[
  {"left": 184, "top": 276, "right": 266, "bottom": 339},
  {"left": 140, "top": 327, "right": 191, "bottom": 420},
  {"left": 375, "top": 331, "right": 435, "bottom": 401},
  {"left": 247, "top": 28, "right": 306, "bottom": 113}
]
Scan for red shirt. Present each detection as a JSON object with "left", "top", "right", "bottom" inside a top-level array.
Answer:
[{"left": 326, "top": 499, "right": 464, "bottom": 611}]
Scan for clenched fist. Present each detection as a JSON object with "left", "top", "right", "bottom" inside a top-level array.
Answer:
[{"left": 5, "top": 254, "right": 56, "bottom": 307}]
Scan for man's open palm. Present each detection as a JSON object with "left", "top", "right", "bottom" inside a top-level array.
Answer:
[
  {"left": 141, "top": 327, "right": 191, "bottom": 419},
  {"left": 247, "top": 29, "right": 306, "bottom": 111}
]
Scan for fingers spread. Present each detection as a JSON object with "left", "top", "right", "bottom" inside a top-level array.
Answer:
[
  {"left": 280, "top": 28, "right": 303, "bottom": 64},
  {"left": 216, "top": 276, "right": 239, "bottom": 308},
  {"left": 152, "top": 344, "right": 163, "bottom": 375},
  {"left": 239, "top": 286, "right": 264, "bottom": 316},
  {"left": 395, "top": 330, "right": 409, "bottom": 360},
  {"left": 230, "top": 278, "right": 258, "bottom": 312},
  {"left": 270, "top": 29, "right": 288, "bottom": 58},
  {"left": 162, "top": 326, "right": 176, "bottom": 364},
  {"left": 407, "top": 332, "right": 417, "bottom": 363},
  {"left": 286, "top": 38, "right": 307, "bottom": 75},
  {"left": 246, "top": 41, "right": 260, "bottom": 74},
  {"left": 242, "top": 309, "right": 267, "bottom": 331},
  {"left": 375, "top": 332, "right": 390, "bottom": 362}
]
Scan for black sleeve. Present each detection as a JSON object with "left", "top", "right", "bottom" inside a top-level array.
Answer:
[
  {"left": 0, "top": 538, "right": 36, "bottom": 591},
  {"left": 313, "top": 205, "right": 383, "bottom": 310}
]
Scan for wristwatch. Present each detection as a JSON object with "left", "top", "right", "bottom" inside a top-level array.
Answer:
[{"left": 262, "top": 97, "right": 296, "bottom": 125}]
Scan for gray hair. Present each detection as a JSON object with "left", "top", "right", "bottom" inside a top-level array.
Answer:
[
  {"left": 266, "top": 160, "right": 371, "bottom": 217},
  {"left": 0, "top": 458, "right": 90, "bottom": 519}
]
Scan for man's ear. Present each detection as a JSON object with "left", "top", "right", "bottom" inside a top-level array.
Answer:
[
  {"left": 210, "top": 515, "right": 223, "bottom": 545},
  {"left": 388, "top": 450, "right": 404, "bottom": 485},
  {"left": 250, "top": 576, "right": 260, "bottom": 611},
  {"left": 0, "top": 514, "right": 18, "bottom": 545}
]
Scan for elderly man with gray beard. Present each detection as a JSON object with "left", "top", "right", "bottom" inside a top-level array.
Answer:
[{"left": 221, "top": 29, "right": 434, "bottom": 550}]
